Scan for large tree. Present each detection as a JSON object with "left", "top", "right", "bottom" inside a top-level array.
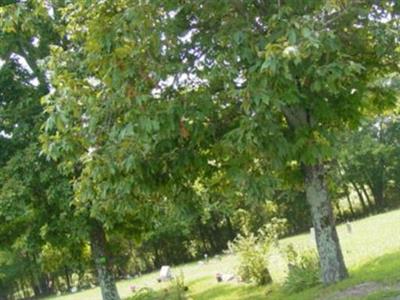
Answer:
[
  {"left": 41, "top": 0, "right": 400, "bottom": 291},
  {"left": 0, "top": 1, "right": 79, "bottom": 298},
  {"left": 40, "top": 1, "right": 247, "bottom": 298},
  {"left": 41, "top": 2, "right": 166, "bottom": 299},
  {"left": 153, "top": 0, "right": 400, "bottom": 283}
]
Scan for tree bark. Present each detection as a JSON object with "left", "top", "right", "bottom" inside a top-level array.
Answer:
[
  {"left": 334, "top": 201, "right": 343, "bottom": 220},
  {"left": 153, "top": 247, "right": 161, "bottom": 269},
  {"left": 64, "top": 266, "right": 72, "bottom": 292},
  {"left": 225, "top": 216, "right": 236, "bottom": 241},
  {"left": 370, "top": 179, "right": 385, "bottom": 209},
  {"left": 198, "top": 225, "right": 209, "bottom": 254},
  {"left": 0, "top": 283, "right": 8, "bottom": 300},
  {"left": 351, "top": 181, "right": 369, "bottom": 214},
  {"left": 360, "top": 184, "right": 374, "bottom": 209},
  {"left": 345, "top": 189, "right": 356, "bottom": 218},
  {"left": 304, "top": 164, "right": 348, "bottom": 284},
  {"left": 39, "top": 274, "right": 51, "bottom": 296},
  {"left": 366, "top": 169, "right": 385, "bottom": 210},
  {"left": 29, "top": 270, "right": 41, "bottom": 298},
  {"left": 90, "top": 221, "right": 121, "bottom": 300}
]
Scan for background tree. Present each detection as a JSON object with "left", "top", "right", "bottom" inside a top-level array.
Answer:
[
  {"left": 0, "top": 1, "right": 85, "bottom": 299},
  {"left": 339, "top": 114, "right": 400, "bottom": 212}
]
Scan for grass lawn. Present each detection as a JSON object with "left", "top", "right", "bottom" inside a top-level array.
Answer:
[{"left": 45, "top": 209, "right": 400, "bottom": 300}]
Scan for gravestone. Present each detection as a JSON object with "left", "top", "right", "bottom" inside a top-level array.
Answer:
[
  {"left": 159, "top": 265, "right": 172, "bottom": 282},
  {"left": 216, "top": 273, "right": 235, "bottom": 282},
  {"left": 346, "top": 221, "right": 353, "bottom": 234},
  {"left": 310, "top": 227, "right": 316, "bottom": 244}
]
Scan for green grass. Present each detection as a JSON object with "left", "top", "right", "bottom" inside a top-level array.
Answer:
[
  {"left": 46, "top": 209, "right": 400, "bottom": 300},
  {"left": 266, "top": 251, "right": 400, "bottom": 300},
  {"left": 131, "top": 251, "right": 400, "bottom": 300}
]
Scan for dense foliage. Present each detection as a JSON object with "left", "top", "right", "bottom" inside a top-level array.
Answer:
[{"left": 0, "top": 1, "right": 399, "bottom": 299}]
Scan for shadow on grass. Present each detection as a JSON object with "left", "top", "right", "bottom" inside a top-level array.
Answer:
[
  {"left": 183, "top": 274, "right": 268, "bottom": 300},
  {"left": 188, "top": 283, "right": 268, "bottom": 300},
  {"left": 350, "top": 251, "right": 400, "bottom": 283},
  {"left": 125, "top": 252, "right": 400, "bottom": 300},
  {"left": 279, "top": 251, "right": 400, "bottom": 300},
  {"left": 186, "top": 276, "right": 210, "bottom": 286},
  {"left": 125, "top": 285, "right": 189, "bottom": 300}
]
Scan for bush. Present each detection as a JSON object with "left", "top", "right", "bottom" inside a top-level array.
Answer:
[
  {"left": 228, "top": 218, "right": 287, "bottom": 285},
  {"left": 127, "top": 287, "right": 158, "bottom": 300},
  {"left": 229, "top": 232, "right": 272, "bottom": 285},
  {"left": 169, "top": 271, "right": 188, "bottom": 300},
  {"left": 127, "top": 272, "right": 188, "bottom": 300},
  {"left": 283, "top": 244, "right": 321, "bottom": 293}
]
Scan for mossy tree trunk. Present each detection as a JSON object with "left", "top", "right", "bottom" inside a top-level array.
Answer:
[
  {"left": 304, "top": 164, "right": 348, "bottom": 284},
  {"left": 90, "top": 222, "right": 121, "bottom": 300}
]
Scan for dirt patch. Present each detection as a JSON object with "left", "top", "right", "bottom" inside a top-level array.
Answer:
[
  {"left": 388, "top": 283, "right": 400, "bottom": 300},
  {"left": 324, "top": 282, "right": 384, "bottom": 300},
  {"left": 325, "top": 281, "right": 400, "bottom": 300}
]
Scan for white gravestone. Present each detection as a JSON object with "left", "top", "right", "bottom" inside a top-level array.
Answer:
[
  {"left": 216, "top": 273, "right": 235, "bottom": 282},
  {"left": 159, "top": 265, "right": 172, "bottom": 281},
  {"left": 346, "top": 221, "right": 353, "bottom": 234},
  {"left": 310, "top": 227, "right": 316, "bottom": 245}
]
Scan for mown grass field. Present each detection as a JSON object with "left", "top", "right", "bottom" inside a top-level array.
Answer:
[{"left": 46, "top": 209, "right": 400, "bottom": 300}]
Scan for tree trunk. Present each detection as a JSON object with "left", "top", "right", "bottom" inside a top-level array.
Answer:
[
  {"left": 198, "top": 225, "right": 209, "bottom": 254},
  {"left": 304, "top": 164, "right": 348, "bottom": 284},
  {"left": 64, "top": 266, "right": 72, "bottom": 291},
  {"left": 90, "top": 221, "right": 121, "bottom": 300},
  {"left": 366, "top": 169, "right": 385, "bottom": 210},
  {"left": 370, "top": 180, "right": 385, "bottom": 209},
  {"left": 351, "top": 181, "right": 369, "bottom": 214},
  {"left": 345, "top": 190, "right": 356, "bottom": 219},
  {"left": 225, "top": 216, "right": 236, "bottom": 241},
  {"left": 207, "top": 225, "right": 219, "bottom": 254},
  {"left": 153, "top": 247, "right": 161, "bottom": 269},
  {"left": 39, "top": 274, "right": 51, "bottom": 296},
  {"left": 0, "top": 284, "right": 8, "bottom": 300},
  {"left": 30, "top": 273, "right": 41, "bottom": 298},
  {"left": 360, "top": 184, "right": 374, "bottom": 209},
  {"left": 334, "top": 201, "right": 343, "bottom": 221}
]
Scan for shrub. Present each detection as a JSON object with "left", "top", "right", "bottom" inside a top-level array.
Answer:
[
  {"left": 127, "top": 272, "right": 188, "bottom": 300},
  {"left": 283, "top": 244, "right": 321, "bottom": 293},
  {"left": 229, "top": 232, "right": 272, "bottom": 285},
  {"left": 169, "top": 271, "right": 188, "bottom": 300},
  {"left": 127, "top": 287, "right": 158, "bottom": 300},
  {"left": 228, "top": 218, "right": 287, "bottom": 285}
]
